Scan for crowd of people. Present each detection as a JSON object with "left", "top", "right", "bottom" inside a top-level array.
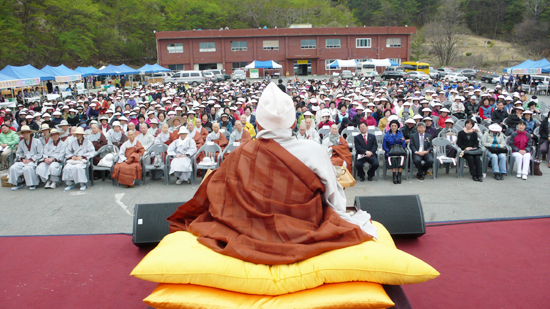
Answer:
[{"left": 0, "top": 73, "right": 547, "bottom": 191}]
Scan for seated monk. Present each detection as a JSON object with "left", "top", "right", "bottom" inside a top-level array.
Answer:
[
  {"left": 228, "top": 120, "right": 252, "bottom": 145},
  {"left": 205, "top": 122, "right": 228, "bottom": 151},
  {"left": 155, "top": 123, "right": 172, "bottom": 146},
  {"left": 322, "top": 124, "right": 353, "bottom": 173},
  {"left": 191, "top": 119, "right": 208, "bottom": 163},
  {"left": 168, "top": 83, "right": 378, "bottom": 265},
  {"left": 112, "top": 130, "right": 145, "bottom": 188},
  {"left": 88, "top": 123, "right": 108, "bottom": 166}
]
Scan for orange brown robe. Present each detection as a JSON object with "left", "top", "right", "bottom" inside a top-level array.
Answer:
[
  {"left": 167, "top": 138, "right": 371, "bottom": 265},
  {"left": 193, "top": 127, "right": 208, "bottom": 163},
  {"left": 330, "top": 136, "right": 353, "bottom": 173},
  {"left": 112, "top": 141, "right": 145, "bottom": 186},
  {"left": 91, "top": 133, "right": 108, "bottom": 166},
  {"left": 210, "top": 132, "right": 228, "bottom": 162}
]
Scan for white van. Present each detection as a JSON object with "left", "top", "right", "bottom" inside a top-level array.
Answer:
[
  {"left": 167, "top": 71, "right": 206, "bottom": 85},
  {"left": 355, "top": 63, "right": 377, "bottom": 77}
]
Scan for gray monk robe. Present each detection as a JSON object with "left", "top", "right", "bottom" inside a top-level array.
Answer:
[
  {"left": 8, "top": 136, "right": 43, "bottom": 186},
  {"left": 62, "top": 137, "right": 95, "bottom": 185},
  {"left": 36, "top": 139, "right": 66, "bottom": 183}
]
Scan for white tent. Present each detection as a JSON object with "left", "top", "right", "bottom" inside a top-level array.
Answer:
[
  {"left": 328, "top": 59, "right": 358, "bottom": 68},
  {"left": 368, "top": 59, "right": 393, "bottom": 67}
]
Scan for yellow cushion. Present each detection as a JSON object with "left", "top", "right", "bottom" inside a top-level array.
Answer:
[
  {"left": 131, "top": 221, "right": 439, "bottom": 295},
  {"left": 144, "top": 282, "right": 395, "bottom": 309}
]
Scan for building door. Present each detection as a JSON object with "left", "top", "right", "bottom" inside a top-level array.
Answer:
[
  {"left": 198, "top": 63, "right": 218, "bottom": 70},
  {"left": 294, "top": 60, "right": 311, "bottom": 76}
]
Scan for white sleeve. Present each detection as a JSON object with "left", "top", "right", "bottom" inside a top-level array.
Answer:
[
  {"left": 118, "top": 142, "right": 127, "bottom": 163},
  {"left": 309, "top": 144, "right": 379, "bottom": 239}
]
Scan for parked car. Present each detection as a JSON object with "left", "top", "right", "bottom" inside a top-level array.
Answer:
[
  {"left": 492, "top": 75, "right": 509, "bottom": 84},
  {"left": 380, "top": 70, "right": 409, "bottom": 80},
  {"left": 445, "top": 72, "right": 469, "bottom": 83},
  {"left": 480, "top": 74, "right": 501, "bottom": 83},
  {"left": 232, "top": 69, "right": 246, "bottom": 81},
  {"left": 458, "top": 69, "right": 477, "bottom": 80},
  {"left": 407, "top": 71, "right": 431, "bottom": 81},
  {"left": 223, "top": 73, "right": 231, "bottom": 80},
  {"left": 341, "top": 70, "right": 353, "bottom": 79},
  {"left": 202, "top": 71, "right": 218, "bottom": 82},
  {"left": 429, "top": 67, "right": 440, "bottom": 79},
  {"left": 168, "top": 70, "right": 205, "bottom": 86},
  {"left": 152, "top": 72, "right": 172, "bottom": 80},
  {"left": 436, "top": 68, "right": 453, "bottom": 78},
  {"left": 205, "top": 69, "right": 224, "bottom": 82}
]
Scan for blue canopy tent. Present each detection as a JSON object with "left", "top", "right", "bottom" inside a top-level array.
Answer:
[
  {"left": 95, "top": 64, "right": 140, "bottom": 76},
  {"left": 0, "top": 65, "right": 54, "bottom": 82},
  {"left": 328, "top": 59, "right": 357, "bottom": 68},
  {"left": 74, "top": 66, "right": 99, "bottom": 77},
  {"left": 138, "top": 63, "right": 170, "bottom": 74},
  {"left": 244, "top": 60, "right": 282, "bottom": 69},
  {"left": 389, "top": 59, "right": 400, "bottom": 66},
  {"left": 503, "top": 59, "right": 550, "bottom": 74},
  {"left": 40, "top": 65, "right": 81, "bottom": 82}
]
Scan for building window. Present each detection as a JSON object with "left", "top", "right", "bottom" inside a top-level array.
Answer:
[
  {"left": 231, "top": 41, "right": 247, "bottom": 51},
  {"left": 325, "top": 39, "right": 341, "bottom": 49},
  {"left": 301, "top": 39, "right": 316, "bottom": 49},
  {"left": 263, "top": 40, "right": 279, "bottom": 50},
  {"left": 386, "top": 38, "right": 402, "bottom": 48},
  {"left": 325, "top": 59, "right": 337, "bottom": 70},
  {"left": 389, "top": 58, "right": 402, "bottom": 65},
  {"left": 168, "top": 64, "right": 184, "bottom": 71},
  {"left": 167, "top": 43, "right": 183, "bottom": 53},
  {"left": 232, "top": 62, "right": 249, "bottom": 69},
  {"left": 356, "top": 38, "right": 371, "bottom": 48},
  {"left": 199, "top": 42, "right": 216, "bottom": 52}
]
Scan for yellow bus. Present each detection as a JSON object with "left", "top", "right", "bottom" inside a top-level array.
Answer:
[{"left": 402, "top": 62, "right": 430, "bottom": 75}]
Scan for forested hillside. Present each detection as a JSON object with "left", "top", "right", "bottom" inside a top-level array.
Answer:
[{"left": 0, "top": 0, "right": 548, "bottom": 68}]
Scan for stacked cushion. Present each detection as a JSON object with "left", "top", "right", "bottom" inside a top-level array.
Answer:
[{"left": 132, "top": 221, "right": 439, "bottom": 308}]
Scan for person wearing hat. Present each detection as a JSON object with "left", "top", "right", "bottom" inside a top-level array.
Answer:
[
  {"left": 383, "top": 119, "right": 407, "bottom": 184},
  {"left": 147, "top": 118, "right": 160, "bottom": 137},
  {"left": 99, "top": 115, "right": 112, "bottom": 135},
  {"left": 437, "top": 108, "right": 451, "bottom": 129},
  {"left": 0, "top": 123, "right": 19, "bottom": 170},
  {"left": 38, "top": 123, "right": 53, "bottom": 146},
  {"left": 482, "top": 124, "right": 507, "bottom": 180},
  {"left": 112, "top": 129, "right": 145, "bottom": 187},
  {"left": 505, "top": 106, "right": 524, "bottom": 135},
  {"left": 507, "top": 120, "right": 533, "bottom": 180},
  {"left": 107, "top": 121, "right": 129, "bottom": 149},
  {"left": 62, "top": 126, "right": 95, "bottom": 191},
  {"left": 167, "top": 126, "right": 197, "bottom": 185},
  {"left": 8, "top": 125, "right": 43, "bottom": 190},
  {"left": 167, "top": 83, "right": 377, "bottom": 265},
  {"left": 410, "top": 122, "right": 434, "bottom": 180},
  {"left": 423, "top": 117, "right": 438, "bottom": 138},
  {"left": 399, "top": 102, "right": 414, "bottom": 119},
  {"left": 118, "top": 116, "right": 129, "bottom": 132},
  {"left": 36, "top": 128, "right": 66, "bottom": 189},
  {"left": 87, "top": 123, "right": 108, "bottom": 167},
  {"left": 478, "top": 98, "right": 494, "bottom": 126},
  {"left": 400, "top": 118, "right": 417, "bottom": 142}
]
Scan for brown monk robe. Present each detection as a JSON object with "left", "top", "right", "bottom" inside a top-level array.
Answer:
[
  {"left": 191, "top": 119, "right": 208, "bottom": 163},
  {"left": 89, "top": 125, "right": 108, "bottom": 166},
  {"left": 167, "top": 138, "right": 371, "bottom": 265},
  {"left": 330, "top": 136, "right": 353, "bottom": 173},
  {"left": 112, "top": 131, "right": 145, "bottom": 187}
]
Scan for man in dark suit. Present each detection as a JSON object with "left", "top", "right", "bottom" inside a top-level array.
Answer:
[
  {"left": 354, "top": 122, "right": 379, "bottom": 181},
  {"left": 410, "top": 122, "right": 434, "bottom": 180}
]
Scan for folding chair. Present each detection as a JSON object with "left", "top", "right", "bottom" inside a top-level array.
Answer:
[
  {"left": 432, "top": 138, "right": 460, "bottom": 179},
  {"left": 193, "top": 143, "right": 222, "bottom": 185},
  {"left": 506, "top": 136, "right": 534, "bottom": 176},
  {"left": 89, "top": 145, "right": 119, "bottom": 186},
  {"left": 218, "top": 143, "right": 238, "bottom": 163},
  {"left": 318, "top": 128, "right": 330, "bottom": 140},
  {"left": 142, "top": 144, "right": 169, "bottom": 185}
]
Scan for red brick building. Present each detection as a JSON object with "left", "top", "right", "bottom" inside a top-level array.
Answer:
[{"left": 155, "top": 26, "right": 416, "bottom": 76}]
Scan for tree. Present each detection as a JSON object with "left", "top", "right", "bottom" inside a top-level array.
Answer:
[
  {"left": 410, "top": 31, "right": 427, "bottom": 61},
  {"left": 424, "top": 0, "right": 469, "bottom": 66},
  {"left": 524, "top": 0, "right": 550, "bottom": 22}
]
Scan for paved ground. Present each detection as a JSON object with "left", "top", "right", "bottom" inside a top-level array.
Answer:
[{"left": 2, "top": 80, "right": 549, "bottom": 236}]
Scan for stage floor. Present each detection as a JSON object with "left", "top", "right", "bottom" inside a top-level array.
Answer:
[{"left": 1, "top": 218, "right": 549, "bottom": 308}]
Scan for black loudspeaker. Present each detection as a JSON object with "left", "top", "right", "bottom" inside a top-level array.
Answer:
[
  {"left": 132, "top": 202, "right": 184, "bottom": 247},
  {"left": 354, "top": 195, "right": 425, "bottom": 237}
]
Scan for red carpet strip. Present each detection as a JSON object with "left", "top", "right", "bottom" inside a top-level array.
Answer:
[{"left": 0, "top": 218, "right": 549, "bottom": 308}]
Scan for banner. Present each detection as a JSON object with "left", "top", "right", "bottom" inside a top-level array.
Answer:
[
  {"left": 250, "top": 69, "right": 259, "bottom": 78},
  {"left": 509, "top": 68, "right": 542, "bottom": 75},
  {"left": 55, "top": 74, "right": 82, "bottom": 82},
  {"left": 0, "top": 77, "right": 40, "bottom": 89}
]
